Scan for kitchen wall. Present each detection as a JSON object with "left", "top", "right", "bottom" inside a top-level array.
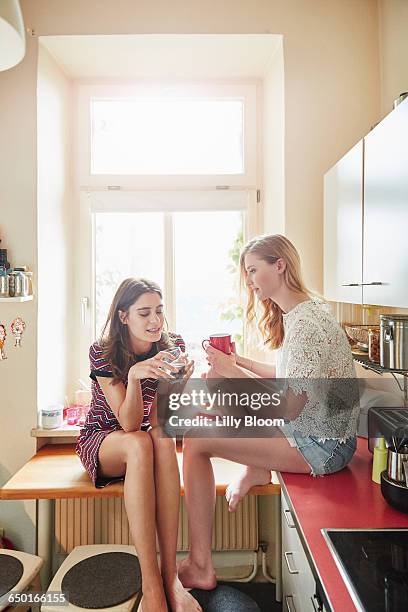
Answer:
[
  {"left": 37, "top": 45, "right": 75, "bottom": 413},
  {"left": 0, "top": 0, "right": 383, "bottom": 553},
  {"left": 262, "top": 38, "right": 285, "bottom": 237},
  {"left": 0, "top": 33, "right": 38, "bottom": 553},
  {"left": 378, "top": 0, "right": 408, "bottom": 118}
]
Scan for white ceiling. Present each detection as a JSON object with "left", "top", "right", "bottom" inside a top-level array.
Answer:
[{"left": 39, "top": 34, "right": 282, "bottom": 79}]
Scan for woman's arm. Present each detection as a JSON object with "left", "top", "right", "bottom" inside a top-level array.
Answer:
[
  {"left": 96, "top": 375, "right": 145, "bottom": 432},
  {"left": 205, "top": 346, "right": 276, "bottom": 379},
  {"left": 96, "top": 351, "right": 180, "bottom": 432},
  {"left": 236, "top": 355, "right": 276, "bottom": 378}
]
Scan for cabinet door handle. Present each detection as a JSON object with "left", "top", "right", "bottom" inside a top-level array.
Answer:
[
  {"left": 384, "top": 325, "right": 393, "bottom": 342},
  {"left": 310, "top": 595, "right": 321, "bottom": 611},
  {"left": 341, "top": 283, "right": 360, "bottom": 287},
  {"left": 285, "top": 595, "right": 297, "bottom": 612},
  {"left": 284, "top": 551, "right": 299, "bottom": 574},
  {"left": 284, "top": 508, "right": 296, "bottom": 528},
  {"left": 361, "top": 282, "right": 383, "bottom": 286}
]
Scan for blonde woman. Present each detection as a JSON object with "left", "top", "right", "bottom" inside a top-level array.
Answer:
[{"left": 178, "top": 234, "right": 359, "bottom": 591}]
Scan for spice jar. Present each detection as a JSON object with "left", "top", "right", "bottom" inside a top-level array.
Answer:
[{"left": 369, "top": 328, "right": 380, "bottom": 363}]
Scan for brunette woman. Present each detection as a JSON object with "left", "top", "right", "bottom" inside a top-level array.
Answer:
[{"left": 76, "top": 278, "right": 201, "bottom": 612}]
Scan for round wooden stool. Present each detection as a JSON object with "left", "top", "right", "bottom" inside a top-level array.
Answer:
[
  {"left": 0, "top": 549, "right": 43, "bottom": 612},
  {"left": 42, "top": 545, "right": 142, "bottom": 612}
]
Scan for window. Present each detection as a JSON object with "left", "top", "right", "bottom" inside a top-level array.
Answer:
[
  {"left": 94, "top": 212, "right": 165, "bottom": 335},
  {"left": 91, "top": 98, "right": 244, "bottom": 175},
  {"left": 76, "top": 81, "right": 260, "bottom": 382},
  {"left": 93, "top": 201, "right": 245, "bottom": 376},
  {"left": 78, "top": 82, "right": 257, "bottom": 188}
]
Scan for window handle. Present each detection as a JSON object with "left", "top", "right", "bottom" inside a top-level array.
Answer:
[{"left": 81, "top": 297, "right": 89, "bottom": 326}]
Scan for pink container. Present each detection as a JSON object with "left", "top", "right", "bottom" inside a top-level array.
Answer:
[
  {"left": 77, "top": 405, "right": 90, "bottom": 426},
  {"left": 67, "top": 406, "right": 79, "bottom": 425}
]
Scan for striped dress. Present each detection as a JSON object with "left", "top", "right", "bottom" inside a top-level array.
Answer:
[{"left": 76, "top": 334, "right": 185, "bottom": 488}]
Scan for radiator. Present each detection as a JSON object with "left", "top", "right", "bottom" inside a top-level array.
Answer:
[{"left": 55, "top": 496, "right": 258, "bottom": 554}]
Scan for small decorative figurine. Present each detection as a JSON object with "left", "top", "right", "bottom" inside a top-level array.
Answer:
[
  {"left": 11, "top": 316, "right": 26, "bottom": 348},
  {"left": 0, "top": 324, "right": 6, "bottom": 359}
]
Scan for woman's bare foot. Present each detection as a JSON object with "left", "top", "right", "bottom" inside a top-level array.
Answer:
[
  {"left": 139, "top": 582, "right": 168, "bottom": 612},
  {"left": 225, "top": 466, "right": 271, "bottom": 512},
  {"left": 164, "top": 575, "right": 202, "bottom": 611},
  {"left": 177, "top": 556, "right": 217, "bottom": 590}
]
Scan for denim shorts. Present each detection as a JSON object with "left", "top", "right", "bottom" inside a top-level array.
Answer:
[{"left": 291, "top": 432, "right": 357, "bottom": 476}]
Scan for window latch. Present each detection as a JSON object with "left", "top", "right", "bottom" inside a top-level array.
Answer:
[{"left": 81, "top": 297, "right": 89, "bottom": 326}]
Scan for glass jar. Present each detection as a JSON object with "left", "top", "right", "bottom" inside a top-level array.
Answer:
[{"left": 368, "top": 328, "right": 380, "bottom": 363}]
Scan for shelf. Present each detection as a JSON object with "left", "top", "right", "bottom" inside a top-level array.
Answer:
[
  {"left": 31, "top": 425, "right": 80, "bottom": 438},
  {"left": 0, "top": 295, "right": 33, "bottom": 303},
  {"left": 353, "top": 352, "right": 408, "bottom": 376},
  {"left": 353, "top": 352, "right": 408, "bottom": 407}
]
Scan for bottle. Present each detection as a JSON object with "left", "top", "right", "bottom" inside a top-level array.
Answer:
[
  {"left": 372, "top": 437, "right": 388, "bottom": 484},
  {"left": 0, "top": 248, "right": 10, "bottom": 273},
  {"left": 368, "top": 328, "right": 380, "bottom": 363}
]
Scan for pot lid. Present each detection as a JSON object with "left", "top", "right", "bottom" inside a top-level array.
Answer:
[{"left": 380, "top": 314, "right": 408, "bottom": 321}]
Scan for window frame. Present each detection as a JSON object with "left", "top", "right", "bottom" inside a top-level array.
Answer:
[
  {"left": 75, "top": 189, "right": 260, "bottom": 383},
  {"left": 77, "top": 81, "right": 258, "bottom": 189}
]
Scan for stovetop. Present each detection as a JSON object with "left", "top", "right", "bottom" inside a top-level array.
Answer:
[{"left": 323, "top": 529, "right": 408, "bottom": 612}]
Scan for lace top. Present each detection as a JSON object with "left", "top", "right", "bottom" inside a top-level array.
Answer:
[{"left": 276, "top": 298, "right": 359, "bottom": 442}]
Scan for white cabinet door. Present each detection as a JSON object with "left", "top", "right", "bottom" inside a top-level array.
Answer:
[
  {"left": 324, "top": 140, "right": 363, "bottom": 304},
  {"left": 281, "top": 494, "right": 317, "bottom": 612},
  {"left": 363, "top": 100, "right": 408, "bottom": 307}
]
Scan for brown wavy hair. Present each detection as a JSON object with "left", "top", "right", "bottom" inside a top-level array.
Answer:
[
  {"left": 240, "top": 234, "right": 310, "bottom": 349},
  {"left": 100, "top": 278, "right": 175, "bottom": 384}
]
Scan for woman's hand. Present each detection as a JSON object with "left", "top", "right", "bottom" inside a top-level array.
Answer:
[
  {"left": 205, "top": 345, "right": 240, "bottom": 378},
  {"left": 128, "top": 350, "right": 181, "bottom": 381},
  {"left": 182, "top": 356, "right": 195, "bottom": 380}
]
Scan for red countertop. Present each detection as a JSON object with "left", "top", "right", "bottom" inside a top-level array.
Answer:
[{"left": 279, "top": 436, "right": 408, "bottom": 611}]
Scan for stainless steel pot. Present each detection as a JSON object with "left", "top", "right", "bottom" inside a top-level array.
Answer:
[
  {"left": 387, "top": 447, "right": 408, "bottom": 483},
  {"left": 380, "top": 314, "right": 408, "bottom": 371},
  {"left": 11, "top": 271, "right": 31, "bottom": 297},
  {"left": 0, "top": 274, "right": 9, "bottom": 297}
]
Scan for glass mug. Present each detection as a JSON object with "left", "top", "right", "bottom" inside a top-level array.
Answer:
[{"left": 162, "top": 346, "right": 187, "bottom": 379}]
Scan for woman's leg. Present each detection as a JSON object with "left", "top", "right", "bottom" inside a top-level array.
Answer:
[
  {"left": 178, "top": 435, "right": 309, "bottom": 589},
  {"left": 148, "top": 426, "right": 201, "bottom": 612},
  {"left": 98, "top": 430, "right": 167, "bottom": 612}
]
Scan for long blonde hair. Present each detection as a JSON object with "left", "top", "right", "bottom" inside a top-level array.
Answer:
[{"left": 240, "top": 234, "right": 310, "bottom": 349}]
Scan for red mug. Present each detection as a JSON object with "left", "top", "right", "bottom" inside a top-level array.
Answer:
[{"left": 202, "top": 334, "right": 235, "bottom": 355}]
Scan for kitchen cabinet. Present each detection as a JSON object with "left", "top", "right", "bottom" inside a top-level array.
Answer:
[
  {"left": 363, "top": 100, "right": 408, "bottom": 307},
  {"left": 324, "top": 140, "right": 363, "bottom": 303},
  {"left": 323, "top": 98, "right": 408, "bottom": 308},
  {"left": 281, "top": 493, "right": 321, "bottom": 611}
]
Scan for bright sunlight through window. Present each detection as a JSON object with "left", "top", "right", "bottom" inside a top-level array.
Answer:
[
  {"left": 94, "top": 210, "right": 243, "bottom": 375},
  {"left": 91, "top": 98, "right": 244, "bottom": 175}
]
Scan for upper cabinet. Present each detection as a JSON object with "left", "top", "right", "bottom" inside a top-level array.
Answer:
[
  {"left": 324, "top": 99, "right": 408, "bottom": 308},
  {"left": 324, "top": 140, "right": 363, "bottom": 304},
  {"left": 363, "top": 101, "right": 408, "bottom": 307}
]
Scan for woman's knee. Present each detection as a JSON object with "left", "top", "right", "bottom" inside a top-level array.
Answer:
[
  {"left": 148, "top": 426, "right": 176, "bottom": 452},
  {"left": 123, "top": 430, "right": 153, "bottom": 462},
  {"left": 183, "top": 436, "right": 213, "bottom": 458}
]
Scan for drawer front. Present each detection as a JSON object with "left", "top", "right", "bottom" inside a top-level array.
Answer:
[{"left": 281, "top": 494, "right": 317, "bottom": 612}]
